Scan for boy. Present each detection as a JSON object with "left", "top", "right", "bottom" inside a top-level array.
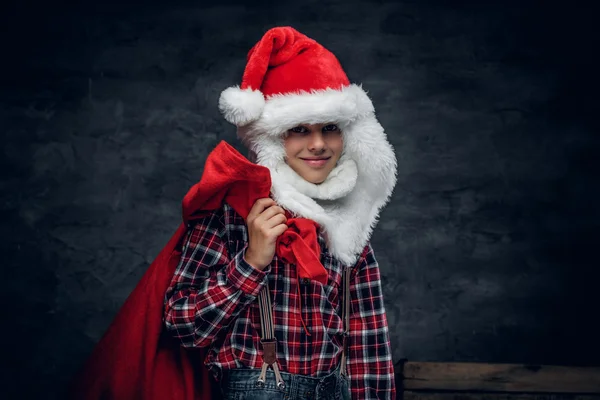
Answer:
[{"left": 164, "top": 26, "right": 398, "bottom": 400}]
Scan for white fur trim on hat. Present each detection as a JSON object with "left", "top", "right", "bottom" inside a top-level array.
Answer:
[
  {"left": 243, "top": 84, "right": 373, "bottom": 138},
  {"left": 219, "top": 86, "right": 265, "bottom": 126}
]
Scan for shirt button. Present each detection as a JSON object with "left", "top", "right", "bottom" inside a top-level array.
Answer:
[{"left": 302, "top": 278, "right": 310, "bottom": 285}]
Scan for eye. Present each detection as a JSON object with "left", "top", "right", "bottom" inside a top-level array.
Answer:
[
  {"left": 323, "top": 124, "right": 339, "bottom": 132},
  {"left": 289, "top": 126, "right": 309, "bottom": 134}
]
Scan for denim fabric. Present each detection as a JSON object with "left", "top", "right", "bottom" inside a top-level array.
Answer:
[{"left": 220, "top": 367, "right": 351, "bottom": 400}]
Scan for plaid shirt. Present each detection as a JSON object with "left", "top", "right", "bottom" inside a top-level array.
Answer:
[{"left": 164, "top": 203, "right": 396, "bottom": 400}]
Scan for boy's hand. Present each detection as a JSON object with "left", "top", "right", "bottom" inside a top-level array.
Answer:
[{"left": 244, "top": 198, "right": 288, "bottom": 270}]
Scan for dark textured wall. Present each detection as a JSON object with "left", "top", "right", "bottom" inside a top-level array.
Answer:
[{"left": 1, "top": 0, "right": 598, "bottom": 399}]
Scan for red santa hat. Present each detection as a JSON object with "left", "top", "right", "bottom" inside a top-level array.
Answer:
[
  {"left": 218, "top": 26, "right": 397, "bottom": 265},
  {"left": 218, "top": 26, "right": 374, "bottom": 134}
]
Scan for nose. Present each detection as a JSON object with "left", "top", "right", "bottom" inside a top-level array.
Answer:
[{"left": 308, "top": 131, "right": 326, "bottom": 152}]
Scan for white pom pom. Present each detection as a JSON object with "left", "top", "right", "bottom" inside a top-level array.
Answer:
[{"left": 218, "top": 86, "right": 265, "bottom": 126}]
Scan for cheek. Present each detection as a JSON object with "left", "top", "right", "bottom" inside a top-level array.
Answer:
[
  {"left": 284, "top": 138, "right": 301, "bottom": 158},
  {"left": 329, "top": 136, "right": 344, "bottom": 156}
]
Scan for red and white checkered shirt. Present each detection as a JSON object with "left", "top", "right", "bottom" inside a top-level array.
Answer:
[{"left": 164, "top": 203, "right": 396, "bottom": 400}]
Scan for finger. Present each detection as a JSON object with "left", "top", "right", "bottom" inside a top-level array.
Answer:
[
  {"left": 271, "top": 223, "right": 289, "bottom": 238},
  {"left": 263, "top": 223, "right": 289, "bottom": 243},
  {"left": 247, "top": 198, "right": 276, "bottom": 220},
  {"left": 263, "top": 213, "right": 287, "bottom": 229},
  {"left": 258, "top": 205, "right": 286, "bottom": 221}
]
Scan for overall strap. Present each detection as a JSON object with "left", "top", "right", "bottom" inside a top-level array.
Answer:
[
  {"left": 256, "top": 268, "right": 351, "bottom": 382},
  {"left": 256, "top": 285, "right": 286, "bottom": 390},
  {"left": 340, "top": 267, "right": 351, "bottom": 377}
]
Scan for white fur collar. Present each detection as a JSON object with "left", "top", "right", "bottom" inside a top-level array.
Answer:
[{"left": 272, "top": 156, "right": 358, "bottom": 201}]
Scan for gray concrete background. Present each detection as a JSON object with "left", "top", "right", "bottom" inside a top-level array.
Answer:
[{"left": 1, "top": 0, "right": 598, "bottom": 399}]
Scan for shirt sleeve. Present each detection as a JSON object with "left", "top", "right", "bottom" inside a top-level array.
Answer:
[
  {"left": 164, "top": 209, "right": 269, "bottom": 348},
  {"left": 347, "top": 244, "right": 396, "bottom": 400}
]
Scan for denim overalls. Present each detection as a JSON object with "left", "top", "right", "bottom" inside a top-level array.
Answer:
[{"left": 220, "top": 366, "right": 350, "bottom": 400}]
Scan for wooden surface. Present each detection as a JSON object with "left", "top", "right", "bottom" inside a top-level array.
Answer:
[
  {"left": 404, "top": 392, "right": 600, "bottom": 400},
  {"left": 401, "top": 362, "right": 600, "bottom": 394}
]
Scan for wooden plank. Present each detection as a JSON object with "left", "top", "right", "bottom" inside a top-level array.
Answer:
[
  {"left": 404, "top": 391, "right": 600, "bottom": 400},
  {"left": 402, "top": 362, "right": 600, "bottom": 394}
]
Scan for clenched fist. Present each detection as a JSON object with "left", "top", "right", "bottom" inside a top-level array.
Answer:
[{"left": 244, "top": 198, "right": 288, "bottom": 270}]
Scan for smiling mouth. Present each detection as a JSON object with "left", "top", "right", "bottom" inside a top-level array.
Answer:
[{"left": 300, "top": 157, "right": 330, "bottom": 167}]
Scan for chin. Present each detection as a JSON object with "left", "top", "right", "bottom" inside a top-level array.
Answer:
[
  {"left": 303, "top": 173, "right": 327, "bottom": 185},
  {"left": 290, "top": 162, "right": 331, "bottom": 184}
]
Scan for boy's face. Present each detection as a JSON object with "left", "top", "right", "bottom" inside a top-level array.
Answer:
[{"left": 284, "top": 123, "right": 343, "bottom": 184}]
